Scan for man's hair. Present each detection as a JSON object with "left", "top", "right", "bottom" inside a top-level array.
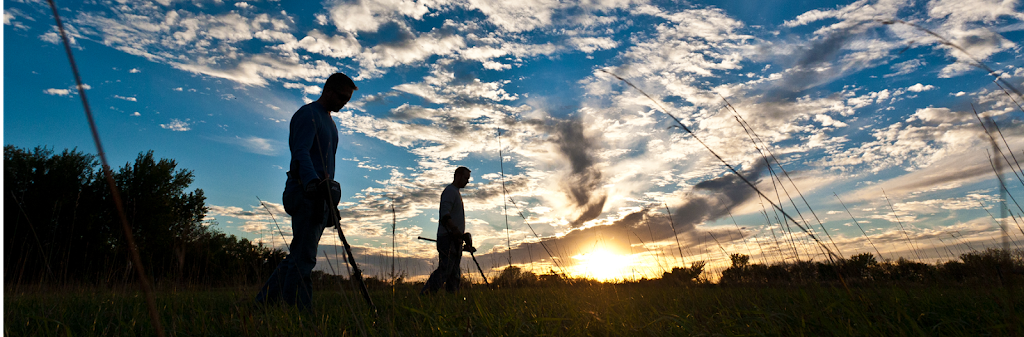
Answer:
[
  {"left": 454, "top": 166, "right": 471, "bottom": 178},
  {"left": 323, "top": 72, "right": 358, "bottom": 94}
]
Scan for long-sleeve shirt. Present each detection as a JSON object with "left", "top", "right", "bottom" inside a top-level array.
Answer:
[
  {"left": 437, "top": 184, "right": 465, "bottom": 238},
  {"left": 288, "top": 101, "right": 338, "bottom": 188}
]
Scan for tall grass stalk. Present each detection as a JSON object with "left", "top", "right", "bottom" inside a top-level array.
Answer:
[
  {"left": 975, "top": 107, "right": 1024, "bottom": 212},
  {"left": 664, "top": 202, "right": 688, "bottom": 265},
  {"left": 601, "top": 69, "right": 839, "bottom": 262},
  {"left": 496, "top": 128, "right": 513, "bottom": 267},
  {"left": 322, "top": 251, "right": 368, "bottom": 337},
  {"left": 45, "top": 0, "right": 165, "bottom": 334},
  {"left": 981, "top": 201, "right": 1023, "bottom": 250},
  {"left": 257, "top": 196, "right": 290, "bottom": 253},
  {"left": 834, "top": 192, "right": 885, "bottom": 260},
  {"left": 880, "top": 19, "right": 1024, "bottom": 100},
  {"left": 727, "top": 107, "right": 844, "bottom": 259},
  {"left": 9, "top": 191, "right": 57, "bottom": 282},
  {"left": 882, "top": 189, "right": 922, "bottom": 260},
  {"left": 506, "top": 196, "right": 569, "bottom": 276}
]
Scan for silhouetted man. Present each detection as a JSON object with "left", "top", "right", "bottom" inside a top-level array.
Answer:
[
  {"left": 256, "top": 72, "right": 357, "bottom": 310},
  {"left": 421, "top": 166, "right": 477, "bottom": 294}
]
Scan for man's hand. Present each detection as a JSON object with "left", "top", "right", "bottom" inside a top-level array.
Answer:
[
  {"left": 440, "top": 214, "right": 462, "bottom": 236},
  {"left": 304, "top": 179, "right": 327, "bottom": 199},
  {"left": 462, "top": 232, "right": 476, "bottom": 253}
]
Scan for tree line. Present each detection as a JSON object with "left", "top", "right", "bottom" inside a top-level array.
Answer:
[
  {"left": 713, "top": 249, "right": 1024, "bottom": 286},
  {"left": 4, "top": 145, "right": 285, "bottom": 287}
]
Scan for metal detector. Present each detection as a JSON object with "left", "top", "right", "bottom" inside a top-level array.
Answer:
[
  {"left": 330, "top": 207, "right": 377, "bottom": 311},
  {"left": 418, "top": 236, "right": 489, "bottom": 286}
]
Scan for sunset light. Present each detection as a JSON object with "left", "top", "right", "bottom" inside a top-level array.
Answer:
[{"left": 572, "top": 248, "right": 634, "bottom": 282}]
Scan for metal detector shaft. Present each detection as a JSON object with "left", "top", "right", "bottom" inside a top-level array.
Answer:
[
  {"left": 470, "top": 252, "right": 489, "bottom": 286},
  {"left": 334, "top": 214, "right": 376, "bottom": 312},
  {"left": 417, "top": 236, "right": 489, "bottom": 286}
]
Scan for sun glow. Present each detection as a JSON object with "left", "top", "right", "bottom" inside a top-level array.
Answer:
[{"left": 572, "top": 248, "right": 634, "bottom": 282}]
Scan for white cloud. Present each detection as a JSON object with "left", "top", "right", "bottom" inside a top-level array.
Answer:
[
  {"left": 288, "top": 29, "right": 360, "bottom": 59},
  {"left": 465, "top": 0, "right": 563, "bottom": 32},
  {"left": 927, "top": 0, "right": 1024, "bottom": 23},
  {"left": 129, "top": 68, "right": 141, "bottom": 73},
  {"left": 43, "top": 83, "right": 91, "bottom": 96},
  {"left": 114, "top": 95, "right": 138, "bottom": 101},
  {"left": 173, "top": 87, "right": 184, "bottom": 91},
  {"left": 235, "top": 2, "right": 250, "bottom": 9},
  {"left": 885, "top": 59, "right": 924, "bottom": 78},
  {"left": 43, "top": 88, "right": 72, "bottom": 96},
  {"left": 227, "top": 135, "right": 280, "bottom": 155},
  {"left": 327, "top": 0, "right": 433, "bottom": 33},
  {"left": 131, "top": 112, "right": 141, "bottom": 116},
  {"left": 160, "top": 118, "right": 191, "bottom": 131},
  {"left": 569, "top": 37, "right": 618, "bottom": 53},
  {"left": 909, "top": 107, "right": 970, "bottom": 124},
  {"left": 172, "top": 57, "right": 338, "bottom": 86},
  {"left": 907, "top": 83, "right": 935, "bottom": 92},
  {"left": 283, "top": 82, "right": 322, "bottom": 95},
  {"left": 815, "top": 114, "right": 849, "bottom": 127}
]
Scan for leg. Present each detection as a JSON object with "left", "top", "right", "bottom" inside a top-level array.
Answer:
[
  {"left": 443, "top": 236, "right": 464, "bottom": 292},
  {"left": 421, "top": 235, "right": 460, "bottom": 294},
  {"left": 255, "top": 258, "right": 290, "bottom": 304},
  {"left": 256, "top": 185, "right": 325, "bottom": 310},
  {"left": 285, "top": 199, "right": 327, "bottom": 310}
]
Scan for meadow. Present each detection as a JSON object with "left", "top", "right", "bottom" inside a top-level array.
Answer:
[{"left": 5, "top": 280, "right": 1022, "bottom": 336}]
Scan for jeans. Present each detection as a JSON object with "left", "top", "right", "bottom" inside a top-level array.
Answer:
[
  {"left": 421, "top": 234, "right": 464, "bottom": 293},
  {"left": 255, "top": 180, "right": 327, "bottom": 310}
]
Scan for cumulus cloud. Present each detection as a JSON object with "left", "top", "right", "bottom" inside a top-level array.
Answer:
[
  {"left": 907, "top": 83, "right": 936, "bottom": 92},
  {"left": 326, "top": 0, "right": 433, "bottom": 33},
  {"left": 44, "top": 88, "right": 73, "bottom": 96},
  {"left": 160, "top": 118, "right": 191, "bottom": 131}
]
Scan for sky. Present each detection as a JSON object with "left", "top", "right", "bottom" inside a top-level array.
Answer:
[{"left": 4, "top": 0, "right": 1024, "bottom": 282}]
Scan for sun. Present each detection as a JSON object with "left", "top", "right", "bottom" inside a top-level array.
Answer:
[{"left": 572, "top": 248, "right": 633, "bottom": 282}]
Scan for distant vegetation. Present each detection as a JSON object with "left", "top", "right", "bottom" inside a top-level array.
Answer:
[
  {"left": 717, "top": 250, "right": 1024, "bottom": 285},
  {"left": 4, "top": 145, "right": 285, "bottom": 287}
]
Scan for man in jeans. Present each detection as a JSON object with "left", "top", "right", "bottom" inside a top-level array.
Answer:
[
  {"left": 421, "top": 166, "right": 476, "bottom": 294},
  {"left": 255, "top": 73, "right": 357, "bottom": 310}
]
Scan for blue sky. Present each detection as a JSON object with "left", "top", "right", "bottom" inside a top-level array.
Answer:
[{"left": 5, "top": 0, "right": 1024, "bottom": 281}]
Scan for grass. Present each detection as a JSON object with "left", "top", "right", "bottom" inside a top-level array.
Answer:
[{"left": 5, "top": 282, "right": 1022, "bottom": 336}]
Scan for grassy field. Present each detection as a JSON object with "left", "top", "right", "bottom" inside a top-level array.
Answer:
[{"left": 5, "top": 282, "right": 1022, "bottom": 336}]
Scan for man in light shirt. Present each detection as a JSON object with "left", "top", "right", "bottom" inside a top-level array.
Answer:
[{"left": 421, "top": 166, "right": 476, "bottom": 294}]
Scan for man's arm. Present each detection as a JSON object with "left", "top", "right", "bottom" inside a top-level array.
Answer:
[{"left": 290, "top": 109, "right": 319, "bottom": 186}]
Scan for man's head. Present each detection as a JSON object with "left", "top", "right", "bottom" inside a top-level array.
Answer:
[
  {"left": 453, "top": 166, "right": 471, "bottom": 188},
  {"left": 318, "top": 72, "right": 358, "bottom": 112}
]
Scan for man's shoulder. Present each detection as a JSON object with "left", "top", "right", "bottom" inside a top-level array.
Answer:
[
  {"left": 441, "top": 184, "right": 458, "bottom": 196},
  {"left": 291, "top": 102, "right": 324, "bottom": 118}
]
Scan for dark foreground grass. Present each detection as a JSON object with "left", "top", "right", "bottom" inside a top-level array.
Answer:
[{"left": 5, "top": 283, "right": 1022, "bottom": 336}]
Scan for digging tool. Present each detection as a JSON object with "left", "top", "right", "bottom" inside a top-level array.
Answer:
[
  {"left": 418, "top": 236, "right": 490, "bottom": 286},
  {"left": 331, "top": 208, "right": 376, "bottom": 312}
]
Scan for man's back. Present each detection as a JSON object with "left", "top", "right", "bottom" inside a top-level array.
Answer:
[{"left": 437, "top": 183, "right": 465, "bottom": 237}]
